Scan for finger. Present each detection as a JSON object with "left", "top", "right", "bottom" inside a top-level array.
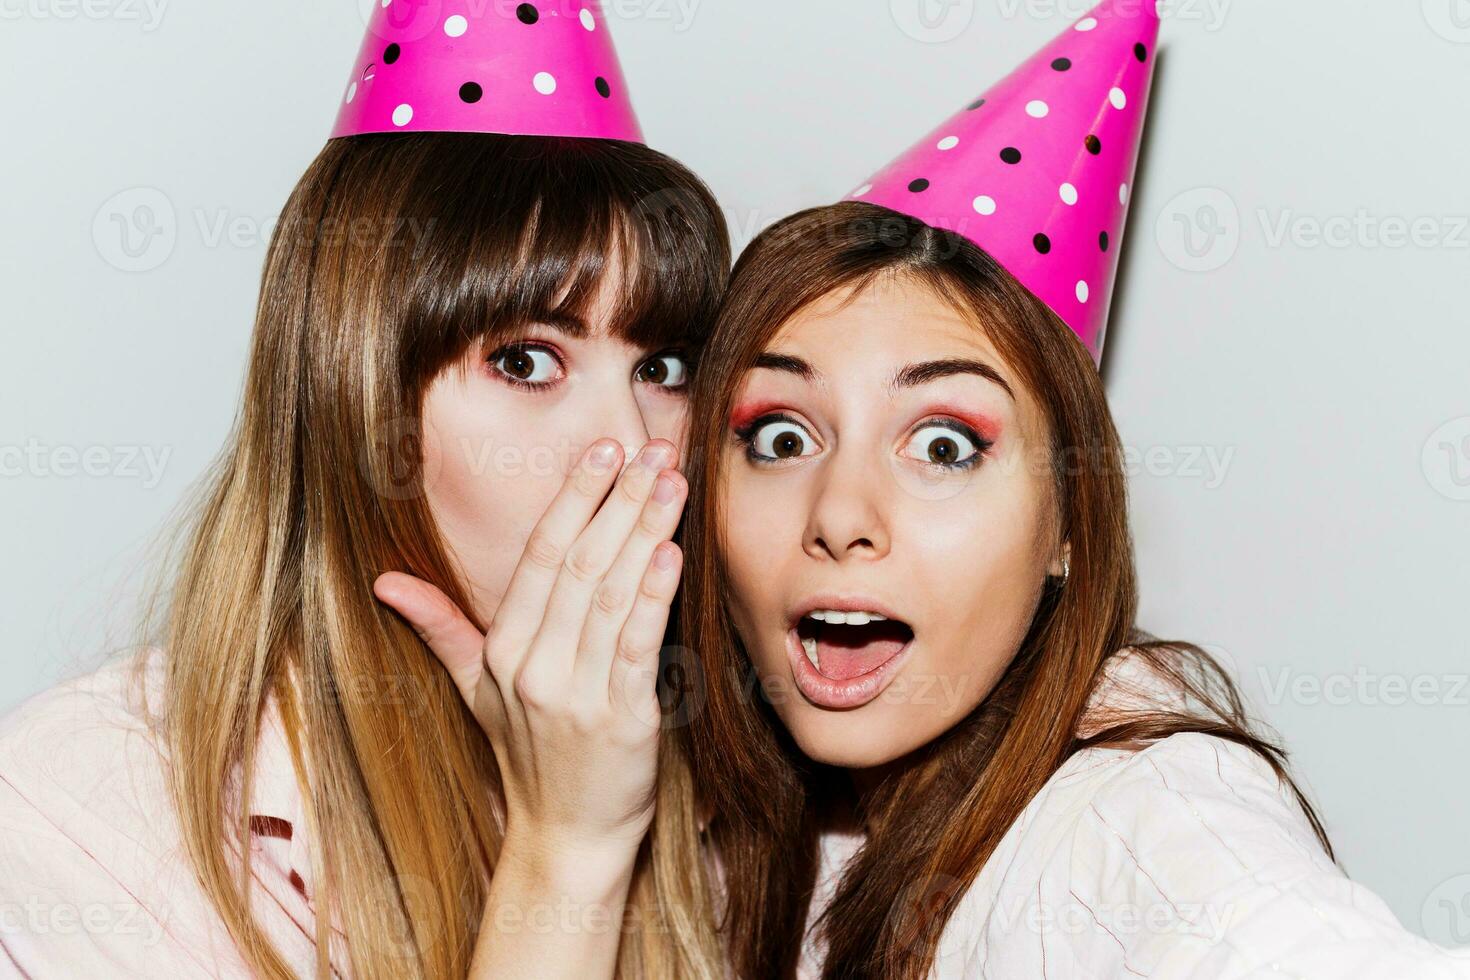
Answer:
[
  {"left": 484, "top": 439, "right": 624, "bottom": 671},
  {"left": 607, "top": 542, "right": 682, "bottom": 721},
  {"left": 525, "top": 441, "right": 678, "bottom": 680},
  {"left": 573, "top": 469, "right": 686, "bottom": 687},
  {"left": 373, "top": 572, "right": 484, "bottom": 703}
]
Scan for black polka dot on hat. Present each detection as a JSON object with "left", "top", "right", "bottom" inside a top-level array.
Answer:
[
  {"left": 968, "top": 97, "right": 986, "bottom": 110},
  {"left": 1099, "top": 231, "right": 1110, "bottom": 252},
  {"left": 908, "top": 178, "right": 931, "bottom": 193},
  {"left": 1034, "top": 233, "right": 1052, "bottom": 255},
  {"left": 460, "top": 82, "right": 483, "bottom": 104},
  {"left": 1051, "top": 57, "right": 1072, "bottom": 71},
  {"left": 999, "top": 147, "right": 1022, "bottom": 165},
  {"left": 594, "top": 76, "right": 611, "bottom": 98},
  {"left": 517, "top": 3, "right": 540, "bottom": 24},
  {"left": 1135, "top": 42, "right": 1148, "bottom": 62},
  {"left": 1085, "top": 134, "right": 1102, "bottom": 155},
  {"left": 384, "top": 43, "right": 401, "bottom": 65}
]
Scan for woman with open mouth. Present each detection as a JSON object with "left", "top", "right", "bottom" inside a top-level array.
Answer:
[{"left": 676, "top": 3, "right": 1470, "bottom": 977}]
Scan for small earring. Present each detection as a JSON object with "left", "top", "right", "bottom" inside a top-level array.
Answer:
[{"left": 1059, "top": 555, "right": 1071, "bottom": 585}]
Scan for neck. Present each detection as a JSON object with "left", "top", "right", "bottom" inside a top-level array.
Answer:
[{"left": 845, "top": 757, "right": 908, "bottom": 830}]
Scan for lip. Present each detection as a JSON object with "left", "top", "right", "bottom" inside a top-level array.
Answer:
[
  {"left": 783, "top": 594, "right": 915, "bottom": 710},
  {"left": 788, "top": 594, "right": 908, "bottom": 625}
]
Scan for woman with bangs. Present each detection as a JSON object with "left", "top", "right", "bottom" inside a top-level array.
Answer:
[{"left": 0, "top": 7, "right": 729, "bottom": 980}]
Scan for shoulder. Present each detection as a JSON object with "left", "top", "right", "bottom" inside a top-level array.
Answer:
[
  {"left": 0, "top": 651, "right": 214, "bottom": 973},
  {"left": 945, "top": 731, "right": 1470, "bottom": 977},
  {"left": 1059, "top": 732, "right": 1470, "bottom": 974},
  {"left": 0, "top": 651, "right": 326, "bottom": 977},
  {"left": 0, "top": 648, "right": 167, "bottom": 812},
  {"left": 1067, "top": 730, "right": 1329, "bottom": 884},
  {"left": 0, "top": 648, "right": 175, "bottom": 874}
]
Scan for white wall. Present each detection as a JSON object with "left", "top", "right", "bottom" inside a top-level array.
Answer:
[{"left": 3, "top": 0, "right": 1468, "bottom": 945}]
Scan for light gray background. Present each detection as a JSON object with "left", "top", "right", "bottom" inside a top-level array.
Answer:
[{"left": 3, "top": 0, "right": 1469, "bottom": 947}]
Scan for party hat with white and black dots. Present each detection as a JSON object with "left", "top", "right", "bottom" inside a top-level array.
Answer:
[
  {"left": 848, "top": 0, "right": 1160, "bottom": 361},
  {"left": 332, "top": 1, "right": 643, "bottom": 143}
]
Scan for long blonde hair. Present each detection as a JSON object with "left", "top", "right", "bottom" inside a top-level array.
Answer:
[{"left": 140, "top": 132, "right": 730, "bottom": 979}]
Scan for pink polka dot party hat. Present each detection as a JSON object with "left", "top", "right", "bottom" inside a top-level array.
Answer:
[
  {"left": 849, "top": 0, "right": 1162, "bottom": 361},
  {"left": 331, "top": 0, "right": 643, "bottom": 143}
]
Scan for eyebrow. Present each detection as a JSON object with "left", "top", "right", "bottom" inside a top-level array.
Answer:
[
  {"left": 754, "top": 352, "right": 819, "bottom": 380},
  {"left": 892, "top": 358, "right": 1015, "bottom": 402},
  {"left": 533, "top": 313, "right": 590, "bottom": 339},
  {"left": 753, "top": 352, "right": 1014, "bottom": 402}
]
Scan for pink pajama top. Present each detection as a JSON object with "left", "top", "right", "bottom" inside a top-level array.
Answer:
[
  {"left": 0, "top": 649, "right": 345, "bottom": 977},
  {"left": 3, "top": 648, "right": 1468, "bottom": 977}
]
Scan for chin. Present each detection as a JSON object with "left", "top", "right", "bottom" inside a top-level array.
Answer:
[{"left": 778, "top": 702, "right": 927, "bottom": 770}]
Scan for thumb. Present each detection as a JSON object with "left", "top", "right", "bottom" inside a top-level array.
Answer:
[{"left": 373, "top": 571, "right": 485, "bottom": 702}]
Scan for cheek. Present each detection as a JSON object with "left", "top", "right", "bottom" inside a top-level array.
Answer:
[
  {"left": 907, "top": 486, "right": 1049, "bottom": 678},
  {"left": 718, "top": 461, "right": 804, "bottom": 661},
  {"left": 636, "top": 392, "right": 692, "bottom": 460},
  {"left": 420, "top": 377, "right": 577, "bottom": 617}
]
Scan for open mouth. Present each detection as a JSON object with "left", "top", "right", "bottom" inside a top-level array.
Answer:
[{"left": 795, "top": 610, "right": 916, "bottom": 682}]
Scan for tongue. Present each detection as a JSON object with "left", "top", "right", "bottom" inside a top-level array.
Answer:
[{"left": 816, "top": 623, "right": 910, "bottom": 681}]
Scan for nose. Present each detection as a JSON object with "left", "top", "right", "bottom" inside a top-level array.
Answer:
[
  {"left": 585, "top": 379, "right": 654, "bottom": 473},
  {"left": 802, "top": 446, "right": 891, "bottom": 563}
]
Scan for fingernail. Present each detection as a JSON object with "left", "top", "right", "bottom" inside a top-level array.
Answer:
[
  {"left": 653, "top": 474, "right": 680, "bottom": 504},
  {"left": 654, "top": 545, "right": 678, "bottom": 570},
  {"left": 638, "top": 443, "right": 673, "bottom": 471},
  {"left": 589, "top": 441, "right": 619, "bottom": 472}
]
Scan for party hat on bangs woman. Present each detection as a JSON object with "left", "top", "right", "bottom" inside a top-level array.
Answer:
[
  {"left": 848, "top": 0, "right": 1161, "bottom": 360},
  {"left": 332, "top": 0, "right": 643, "bottom": 142}
]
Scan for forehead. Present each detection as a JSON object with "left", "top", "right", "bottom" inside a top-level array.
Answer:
[
  {"left": 775, "top": 275, "right": 1000, "bottom": 363},
  {"left": 759, "top": 275, "right": 1043, "bottom": 432}
]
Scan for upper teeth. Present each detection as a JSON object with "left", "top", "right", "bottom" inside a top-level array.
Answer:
[{"left": 805, "top": 609, "right": 888, "bottom": 625}]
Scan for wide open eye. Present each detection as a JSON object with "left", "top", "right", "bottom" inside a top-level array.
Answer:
[
  {"left": 637, "top": 352, "right": 690, "bottom": 389},
  {"left": 901, "top": 422, "right": 983, "bottom": 467},
  {"left": 490, "top": 344, "right": 562, "bottom": 386},
  {"left": 748, "top": 418, "right": 818, "bottom": 462}
]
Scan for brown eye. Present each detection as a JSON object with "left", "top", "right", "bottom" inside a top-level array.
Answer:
[
  {"left": 749, "top": 420, "right": 816, "bottom": 461},
  {"left": 491, "top": 345, "right": 560, "bottom": 385},
  {"left": 504, "top": 350, "right": 534, "bottom": 379},
  {"left": 637, "top": 353, "right": 689, "bottom": 388},
  {"left": 901, "top": 424, "right": 980, "bottom": 468},
  {"left": 927, "top": 436, "right": 960, "bottom": 464}
]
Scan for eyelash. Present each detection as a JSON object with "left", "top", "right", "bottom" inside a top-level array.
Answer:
[
  {"left": 731, "top": 413, "right": 994, "bottom": 470},
  {"left": 486, "top": 342, "right": 564, "bottom": 392},
  {"left": 484, "top": 343, "right": 693, "bottom": 394},
  {"left": 731, "top": 412, "right": 808, "bottom": 465},
  {"left": 911, "top": 419, "right": 994, "bottom": 472}
]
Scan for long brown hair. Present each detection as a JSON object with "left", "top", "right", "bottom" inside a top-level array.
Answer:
[
  {"left": 138, "top": 132, "right": 730, "bottom": 979},
  {"left": 677, "top": 202, "right": 1332, "bottom": 979}
]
